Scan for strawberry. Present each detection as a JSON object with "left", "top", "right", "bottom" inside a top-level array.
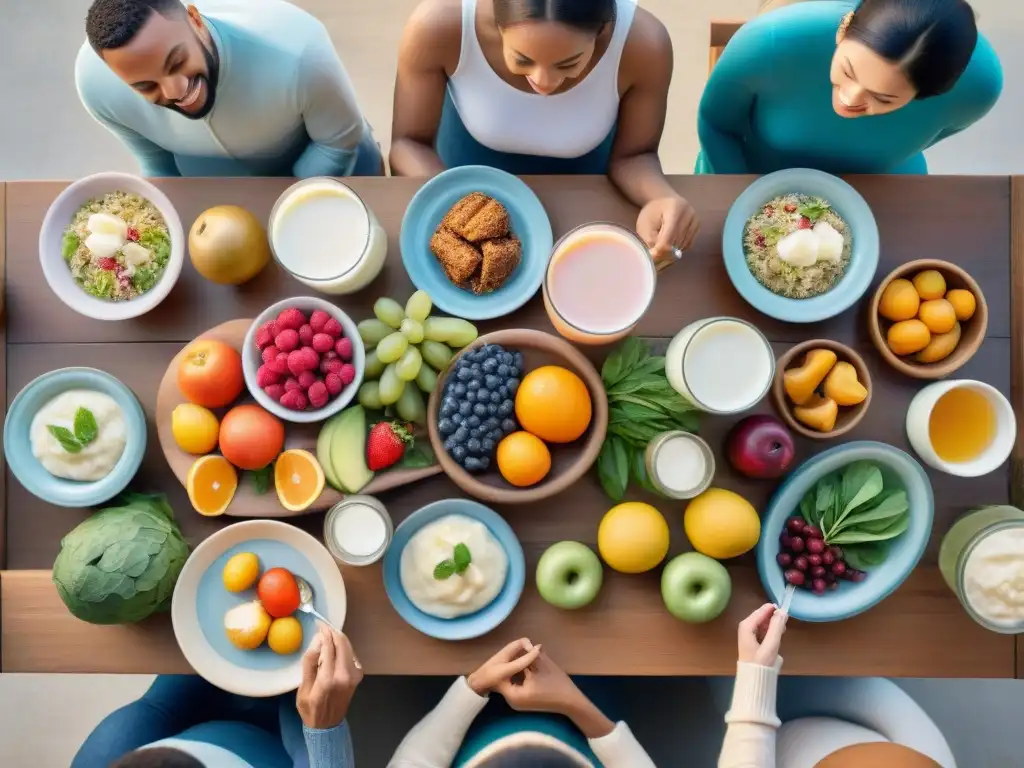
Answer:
[
  {"left": 798, "top": 216, "right": 812, "bottom": 230},
  {"left": 309, "top": 310, "right": 331, "bottom": 334},
  {"left": 276, "top": 307, "right": 306, "bottom": 332},
  {"left": 366, "top": 422, "right": 412, "bottom": 471}
]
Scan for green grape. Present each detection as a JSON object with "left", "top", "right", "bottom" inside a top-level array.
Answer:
[
  {"left": 416, "top": 364, "right": 438, "bottom": 394},
  {"left": 357, "top": 319, "right": 393, "bottom": 347},
  {"left": 420, "top": 340, "right": 454, "bottom": 371},
  {"left": 376, "top": 332, "right": 409, "bottom": 364},
  {"left": 357, "top": 381, "right": 383, "bottom": 410},
  {"left": 374, "top": 297, "right": 405, "bottom": 328},
  {"left": 395, "top": 382, "right": 427, "bottom": 426},
  {"left": 423, "top": 317, "right": 478, "bottom": 347},
  {"left": 378, "top": 364, "right": 405, "bottom": 405},
  {"left": 405, "top": 290, "right": 433, "bottom": 323},
  {"left": 400, "top": 318, "right": 424, "bottom": 344},
  {"left": 364, "top": 350, "right": 385, "bottom": 379},
  {"left": 395, "top": 346, "right": 423, "bottom": 382}
]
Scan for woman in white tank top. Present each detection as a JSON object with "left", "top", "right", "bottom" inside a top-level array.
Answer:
[{"left": 391, "top": 0, "right": 699, "bottom": 256}]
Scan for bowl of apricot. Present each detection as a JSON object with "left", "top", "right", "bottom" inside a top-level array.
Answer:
[{"left": 868, "top": 260, "right": 987, "bottom": 380}]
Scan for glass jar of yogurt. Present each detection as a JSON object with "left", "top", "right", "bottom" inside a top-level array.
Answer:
[
  {"left": 324, "top": 495, "right": 393, "bottom": 566},
  {"left": 644, "top": 431, "right": 715, "bottom": 499},
  {"left": 269, "top": 178, "right": 387, "bottom": 295},
  {"left": 938, "top": 505, "right": 1024, "bottom": 634}
]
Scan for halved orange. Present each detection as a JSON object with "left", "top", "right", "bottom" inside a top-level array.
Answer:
[
  {"left": 274, "top": 449, "right": 325, "bottom": 512},
  {"left": 187, "top": 455, "right": 238, "bottom": 516}
]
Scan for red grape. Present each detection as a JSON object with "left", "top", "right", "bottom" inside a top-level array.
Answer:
[
  {"left": 807, "top": 554, "right": 822, "bottom": 567},
  {"left": 777, "top": 552, "right": 793, "bottom": 567},
  {"left": 849, "top": 569, "right": 867, "bottom": 582},
  {"left": 790, "top": 537, "right": 806, "bottom": 553},
  {"left": 787, "top": 517, "right": 806, "bottom": 534},
  {"left": 812, "top": 579, "right": 827, "bottom": 594},
  {"left": 822, "top": 551, "right": 835, "bottom": 566},
  {"left": 794, "top": 556, "right": 809, "bottom": 571},
  {"left": 806, "top": 538, "right": 825, "bottom": 554},
  {"left": 831, "top": 561, "right": 847, "bottom": 577},
  {"left": 811, "top": 565, "right": 826, "bottom": 578},
  {"left": 804, "top": 525, "right": 823, "bottom": 539},
  {"left": 784, "top": 569, "right": 806, "bottom": 587}
]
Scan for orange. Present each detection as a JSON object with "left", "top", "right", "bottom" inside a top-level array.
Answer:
[
  {"left": 219, "top": 404, "right": 285, "bottom": 470},
  {"left": 912, "top": 270, "right": 946, "bottom": 300},
  {"left": 274, "top": 449, "right": 325, "bottom": 512},
  {"left": 187, "top": 455, "right": 238, "bottom": 516},
  {"left": 177, "top": 339, "right": 244, "bottom": 408},
  {"left": 945, "top": 289, "right": 977, "bottom": 321},
  {"left": 878, "top": 279, "right": 920, "bottom": 322},
  {"left": 514, "top": 366, "right": 592, "bottom": 443},
  {"left": 496, "top": 432, "right": 551, "bottom": 487},
  {"left": 172, "top": 403, "right": 220, "bottom": 455}
]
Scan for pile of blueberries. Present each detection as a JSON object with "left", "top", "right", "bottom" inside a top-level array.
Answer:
[{"left": 438, "top": 343, "right": 525, "bottom": 472}]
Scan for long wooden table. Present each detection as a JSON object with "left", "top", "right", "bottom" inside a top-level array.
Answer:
[{"left": 2, "top": 176, "right": 1022, "bottom": 678}]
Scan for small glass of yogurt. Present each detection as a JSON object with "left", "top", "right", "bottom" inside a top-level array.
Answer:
[
  {"left": 269, "top": 178, "right": 388, "bottom": 295},
  {"left": 324, "top": 496, "right": 393, "bottom": 566},
  {"left": 644, "top": 431, "right": 715, "bottom": 499}
]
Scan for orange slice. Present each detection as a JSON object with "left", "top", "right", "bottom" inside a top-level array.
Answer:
[
  {"left": 187, "top": 455, "right": 238, "bottom": 516},
  {"left": 274, "top": 449, "right": 325, "bottom": 512}
]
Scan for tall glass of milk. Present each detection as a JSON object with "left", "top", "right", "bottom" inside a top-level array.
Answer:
[
  {"left": 665, "top": 317, "right": 775, "bottom": 414},
  {"left": 269, "top": 178, "right": 388, "bottom": 294}
]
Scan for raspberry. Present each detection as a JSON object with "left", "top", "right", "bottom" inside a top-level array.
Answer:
[
  {"left": 308, "top": 380, "right": 329, "bottom": 409},
  {"left": 275, "top": 329, "right": 300, "bottom": 353},
  {"left": 280, "top": 390, "right": 308, "bottom": 411},
  {"left": 261, "top": 344, "right": 280, "bottom": 365},
  {"left": 312, "top": 333, "right": 334, "bottom": 353},
  {"left": 126, "top": 226, "right": 140, "bottom": 242},
  {"left": 284, "top": 376, "right": 302, "bottom": 393},
  {"left": 334, "top": 337, "right": 353, "bottom": 361},
  {"left": 256, "top": 364, "right": 280, "bottom": 388},
  {"left": 301, "top": 346, "right": 320, "bottom": 370},
  {"left": 287, "top": 350, "right": 312, "bottom": 377},
  {"left": 798, "top": 216, "right": 812, "bottom": 230},
  {"left": 264, "top": 384, "right": 285, "bottom": 402},
  {"left": 255, "top": 324, "right": 275, "bottom": 350},
  {"left": 297, "top": 370, "right": 317, "bottom": 390},
  {"left": 270, "top": 352, "right": 290, "bottom": 375},
  {"left": 298, "top": 324, "right": 314, "bottom": 347},
  {"left": 325, "top": 372, "right": 343, "bottom": 396},
  {"left": 321, "top": 358, "right": 343, "bottom": 375},
  {"left": 309, "top": 310, "right": 331, "bottom": 334},
  {"left": 98, "top": 257, "right": 118, "bottom": 271},
  {"left": 276, "top": 307, "right": 306, "bottom": 331},
  {"left": 322, "top": 350, "right": 338, "bottom": 361},
  {"left": 339, "top": 363, "right": 356, "bottom": 387},
  {"left": 323, "top": 318, "right": 343, "bottom": 338}
]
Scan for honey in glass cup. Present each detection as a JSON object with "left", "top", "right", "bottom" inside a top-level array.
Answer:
[{"left": 543, "top": 223, "right": 661, "bottom": 345}]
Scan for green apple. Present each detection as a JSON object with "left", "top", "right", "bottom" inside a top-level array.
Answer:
[
  {"left": 661, "top": 552, "right": 731, "bottom": 623},
  {"left": 536, "top": 541, "right": 603, "bottom": 610}
]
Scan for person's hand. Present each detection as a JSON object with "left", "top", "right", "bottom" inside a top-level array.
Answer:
[
  {"left": 737, "top": 603, "right": 788, "bottom": 667},
  {"left": 636, "top": 195, "right": 700, "bottom": 266},
  {"left": 494, "top": 649, "right": 584, "bottom": 715},
  {"left": 297, "top": 625, "right": 364, "bottom": 730},
  {"left": 467, "top": 638, "right": 542, "bottom": 696}
]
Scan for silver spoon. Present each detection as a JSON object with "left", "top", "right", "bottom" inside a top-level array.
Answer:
[{"left": 295, "top": 575, "right": 337, "bottom": 631}]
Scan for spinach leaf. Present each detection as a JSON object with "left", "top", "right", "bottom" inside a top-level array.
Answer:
[
  {"left": 631, "top": 448, "right": 660, "bottom": 496},
  {"left": 830, "top": 490, "right": 908, "bottom": 536},
  {"left": 62, "top": 232, "right": 80, "bottom": 260},
  {"left": 597, "top": 437, "right": 629, "bottom": 501},
  {"left": 843, "top": 541, "right": 891, "bottom": 570},
  {"left": 815, "top": 474, "right": 837, "bottom": 520},
  {"left": 799, "top": 488, "right": 817, "bottom": 526},
  {"left": 830, "top": 462, "right": 884, "bottom": 534},
  {"left": 831, "top": 513, "right": 909, "bottom": 544},
  {"left": 251, "top": 465, "right": 273, "bottom": 494}
]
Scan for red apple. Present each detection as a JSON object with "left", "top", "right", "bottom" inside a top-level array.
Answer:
[{"left": 726, "top": 415, "right": 795, "bottom": 479}]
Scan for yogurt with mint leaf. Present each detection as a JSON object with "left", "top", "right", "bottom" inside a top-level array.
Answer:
[{"left": 30, "top": 390, "right": 126, "bottom": 481}]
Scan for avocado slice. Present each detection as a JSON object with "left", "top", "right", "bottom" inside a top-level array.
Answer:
[
  {"left": 317, "top": 413, "right": 344, "bottom": 491},
  {"left": 329, "top": 406, "right": 374, "bottom": 493}
]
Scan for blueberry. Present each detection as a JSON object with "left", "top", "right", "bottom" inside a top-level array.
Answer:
[
  {"left": 502, "top": 418, "right": 518, "bottom": 434},
  {"left": 467, "top": 379, "right": 480, "bottom": 391},
  {"left": 483, "top": 374, "right": 499, "bottom": 391},
  {"left": 451, "top": 445, "right": 468, "bottom": 462},
  {"left": 452, "top": 382, "right": 467, "bottom": 397},
  {"left": 439, "top": 417, "right": 455, "bottom": 436},
  {"left": 478, "top": 457, "right": 490, "bottom": 470},
  {"left": 489, "top": 428, "right": 504, "bottom": 442},
  {"left": 440, "top": 396, "right": 458, "bottom": 417},
  {"left": 507, "top": 379, "right": 519, "bottom": 396},
  {"left": 467, "top": 437, "right": 482, "bottom": 456},
  {"left": 472, "top": 402, "right": 488, "bottom": 418},
  {"left": 443, "top": 437, "right": 455, "bottom": 452},
  {"left": 496, "top": 363, "right": 510, "bottom": 378},
  {"left": 514, "top": 352, "right": 525, "bottom": 369},
  {"left": 481, "top": 438, "right": 496, "bottom": 454},
  {"left": 482, "top": 358, "right": 498, "bottom": 374},
  {"left": 508, "top": 366, "right": 520, "bottom": 379},
  {"left": 457, "top": 356, "right": 471, "bottom": 368},
  {"left": 498, "top": 385, "right": 509, "bottom": 400},
  {"left": 454, "top": 426, "right": 469, "bottom": 444},
  {"left": 490, "top": 391, "right": 502, "bottom": 405},
  {"left": 464, "top": 389, "right": 477, "bottom": 403},
  {"left": 458, "top": 400, "right": 473, "bottom": 416},
  {"left": 487, "top": 402, "right": 499, "bottom": 417},
  {"left": 471, "top": 426, "right": 485, "bottom": 439},
  {"left": 464, "top": 457, "right": 481, "bottom": 472},
  {"left": 467, "top": 414, "right": 481, "bottom": 429},
  {"left": 456, "top": 367, "right": 472, "bottom": 381},
  {"left": 451, "top": 412, "right": 464, "bottom": 426}
]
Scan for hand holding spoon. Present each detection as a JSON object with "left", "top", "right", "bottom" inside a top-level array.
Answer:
[{"left": 295, "top": 575, "right": 337, "bottom": 631}]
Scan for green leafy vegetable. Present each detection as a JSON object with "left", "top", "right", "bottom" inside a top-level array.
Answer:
[
  {"left": 86, "top": 271, "right": 116, "bottom": 299},
  {"left": 762, "top": 225, "right": 787, "bottom": 247},
  {"left": 251, "top": 465, "right": 273, "bottom": 494},
  {"left": 47, "top": 425, "right": 82, "bottom": 454},
  {"left": 73, "top": 407, "right": 98, "bottom": 445},
  {"left": 433, "top": 560, "right": 456, "bottom": 580},
  {"left": 132, "top": 266, "right": 161, "bottom": 293},
  {"left": 453, "top": 543, "right": 472, "bottom": 574},
  {"left": 398, "top": 441, "right": 435, "bottom": 470},
  {"left": 62, "top": 232, "right": 80, "bottom": 261},
  {"left": 139, "top": 229, "right": 171, "bottom": 266},
  {"left": 797, "top": 200, "right": 831, "bottom": 223}
]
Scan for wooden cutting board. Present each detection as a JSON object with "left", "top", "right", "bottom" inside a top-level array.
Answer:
[{"left": 155, "top": 319, "right": 442, "bottom": 518}]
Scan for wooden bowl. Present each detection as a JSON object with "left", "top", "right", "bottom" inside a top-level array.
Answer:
[
  {"left": 427, "top": 329, "right": 608, "bottom": 504},
  {"left": 868, "top": 259, "right": 988, "bottom": 379},
  {"left": 772, "top": 339, "right": 872, "bottom": 440}
]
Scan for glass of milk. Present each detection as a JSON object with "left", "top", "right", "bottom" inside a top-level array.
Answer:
[
  {"left": 324, "top": 496, "right": 393, "bottom": 566},
  {"left": 269, "top": 178, "right": 388, "bottom": 295},
  {"left": 665, "top": 317, "right": 775, "bottom": 414},
  {"left": 644, "top": 431, "right": 715, "bottom": 499}
]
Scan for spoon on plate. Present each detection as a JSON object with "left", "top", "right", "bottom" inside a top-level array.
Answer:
[{"left": 295, "top": 575, "right": 337, "bottom": 631}]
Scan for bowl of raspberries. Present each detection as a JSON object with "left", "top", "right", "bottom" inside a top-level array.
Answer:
[{"left": 243, "top": 297, "right": 365, "bottom": 423}]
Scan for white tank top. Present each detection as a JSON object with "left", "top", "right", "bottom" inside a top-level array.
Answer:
[{"left": 448, "top": 0, "right": 637, "bottom": 159}]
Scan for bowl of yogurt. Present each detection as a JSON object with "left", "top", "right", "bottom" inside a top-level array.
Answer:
[
  {"left": 4, "top": 367, "right": 147, "bottom": 507},
  {"left": 383, "top": 498, "right": 525, "bottom": 640}
]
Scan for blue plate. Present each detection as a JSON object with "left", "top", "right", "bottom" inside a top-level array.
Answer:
[
  {"left": 757, "top": 442, "right": 933, "bottom": 622},
  {"left": 723, "top": 168, "right": 880, "bottom": 323},
  {"left": 4, "top": 367, "right": 147, "bottom": 507},
  {"left": 401, "top": 166, "right": 553, "bottom": 321},
  {"left": 383, "top": 498, "right": 526, "bottom": 641}
]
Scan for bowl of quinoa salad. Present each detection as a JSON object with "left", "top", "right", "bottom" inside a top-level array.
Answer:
[
  {"left": 40, "top": 173, "right": 185, "bottom": 321},
  {"left": 722, "top": 169, "right": 879, "bottom": 323}
]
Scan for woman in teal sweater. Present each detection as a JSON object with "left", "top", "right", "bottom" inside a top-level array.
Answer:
[{"left": 697, "top": 0, "right": 1002, "bottom": 175}]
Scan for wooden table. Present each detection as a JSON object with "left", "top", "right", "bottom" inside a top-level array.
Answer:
[{"left": 2, "top": 176, "right": 1022, "bottom": 678}]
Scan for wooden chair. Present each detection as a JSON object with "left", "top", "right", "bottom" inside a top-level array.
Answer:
[{"left": 709, "top": 20, "right": 745, "bottom": 74}]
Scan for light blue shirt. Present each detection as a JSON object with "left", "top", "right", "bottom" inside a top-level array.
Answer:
[{"left": 75, "top": 0, "right": 368, "bottom": 178}]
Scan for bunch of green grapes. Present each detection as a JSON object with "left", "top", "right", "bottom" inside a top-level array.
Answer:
[{"left": 356, "top": 290, "right": 478, "bottom": 425}]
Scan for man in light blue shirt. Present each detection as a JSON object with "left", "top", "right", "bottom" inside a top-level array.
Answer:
[{"left": 76, "top": 0, "right": 382, "bottom": 177}]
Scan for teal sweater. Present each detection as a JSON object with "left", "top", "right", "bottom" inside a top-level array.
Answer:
[{"left": 696, "top": 1, "right": 1002, "bottom": 175}]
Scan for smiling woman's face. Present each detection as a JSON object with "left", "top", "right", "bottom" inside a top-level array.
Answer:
[
  {"left": 829, "top": 38, "right": 916, "bottom": 118},
  {"left": 499, "top": 21, "right": 600, "bottom": 95}
]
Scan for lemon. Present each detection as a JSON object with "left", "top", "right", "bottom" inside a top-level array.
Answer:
[
  {"left": 172, "top": 403, "right": 220, "bottom": 455},
  {"left": 597, "top": 502, "right": 670, "bottom": 574},
  {"left": 684, "top": 488, "right": 760, "bottom": 560},
  {"left": 223, "top": 552, "right": 260, "bottom": 593},
  {"left": 267, "top": 616, "right": 303, "bottom": 655}
]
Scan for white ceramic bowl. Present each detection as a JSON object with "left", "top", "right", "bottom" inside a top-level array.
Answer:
[
  {"left": 39, "top": 172, "right": 185, "bottom": 320},
  {"left": 242, "top": 297, "right": 365, "bottom": 424}
]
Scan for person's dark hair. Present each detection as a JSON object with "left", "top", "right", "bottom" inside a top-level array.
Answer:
[
  {"left": 493, "top": 0, "right": 616, "bottom": 34},
  {"left": 473, "top": 744, "right": 589, "bottom": 768},
  {"left": 110, "top": 746, "right": 205, "bottom": 768},
  {"left": 846, "top": 0, "right": 978, "bottom": 98},
  {"left": 86, "top": 0, "right": 186, "bottom": 52}
]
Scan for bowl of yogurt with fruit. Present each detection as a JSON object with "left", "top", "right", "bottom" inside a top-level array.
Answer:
[
  {"left": 383, "top": 498, "right": 525, "bottom": 640},
  {"left": 4, "top": 368, "right": 147, "bottom": 507}
]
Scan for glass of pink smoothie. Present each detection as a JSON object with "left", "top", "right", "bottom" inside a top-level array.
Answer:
[{"left": 543, "top": 223, "right": 660, "bottom": 345}]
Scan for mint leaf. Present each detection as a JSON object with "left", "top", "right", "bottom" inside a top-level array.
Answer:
[
  {"left": 453, "top": 543, "right": 472, "bottom": 574},
  {"left": 48, "top": 425, "right": 82, "bottom": 453},
  {"left": 251, "top": 465, "right": 273, "bottom": 495},
  {"left": 433, "top": 559, "right": 456, "bottom": 580},
  {"left": 73, "top": 407, "right": 98, "bottom": 445}
]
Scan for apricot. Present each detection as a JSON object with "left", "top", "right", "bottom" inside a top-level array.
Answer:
[
  {"left": 793, "top": 395, "right": 839, "bottom": 433},
  {"left": 912, "top": 270, "right": 947, "bottom": 300},
  {"left": 823, "top": 361, "right": 868, "bottom": 406},
  {"left": 915, "top": 322, "right": 962, "bottom": 364},
  {"left": 878, "top": 278, "right": 920, "bottom": 321},
  {"left": 783, "top": 348, "right": 837, "bottom": 405},
  {"left": 945, "top": 289, "right": 977, "bottom": 322},
  {"left": 917, "top": 299, "right": 957, "bottom": 335},
  {"left": 887, "top": 319, "right": 932, "bottom": 356}
]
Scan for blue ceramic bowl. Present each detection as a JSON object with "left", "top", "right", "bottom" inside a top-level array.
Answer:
[
  {"left": 4, "top": 367, "right": 147, "bottom": 507},
  {"left": 757, "top": 441, "right": 933, "bottom": 622},
  {"left": 723, "top": 168, "right": 880, "bottom": 323},
  {"left": 400, "top": 166, "right": 553, "bottom": 321},
  {"left": 383, "top": 498, "right": 526, "bottom": 640}
]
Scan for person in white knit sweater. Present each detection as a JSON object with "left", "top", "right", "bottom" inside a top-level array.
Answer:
[{"left": 388, "top": 638, "right": 655, "bottom": 767}]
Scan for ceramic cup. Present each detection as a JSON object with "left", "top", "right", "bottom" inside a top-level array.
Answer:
[{"left": 906, "top": 380, "right": 1016, "bottom": 477}]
